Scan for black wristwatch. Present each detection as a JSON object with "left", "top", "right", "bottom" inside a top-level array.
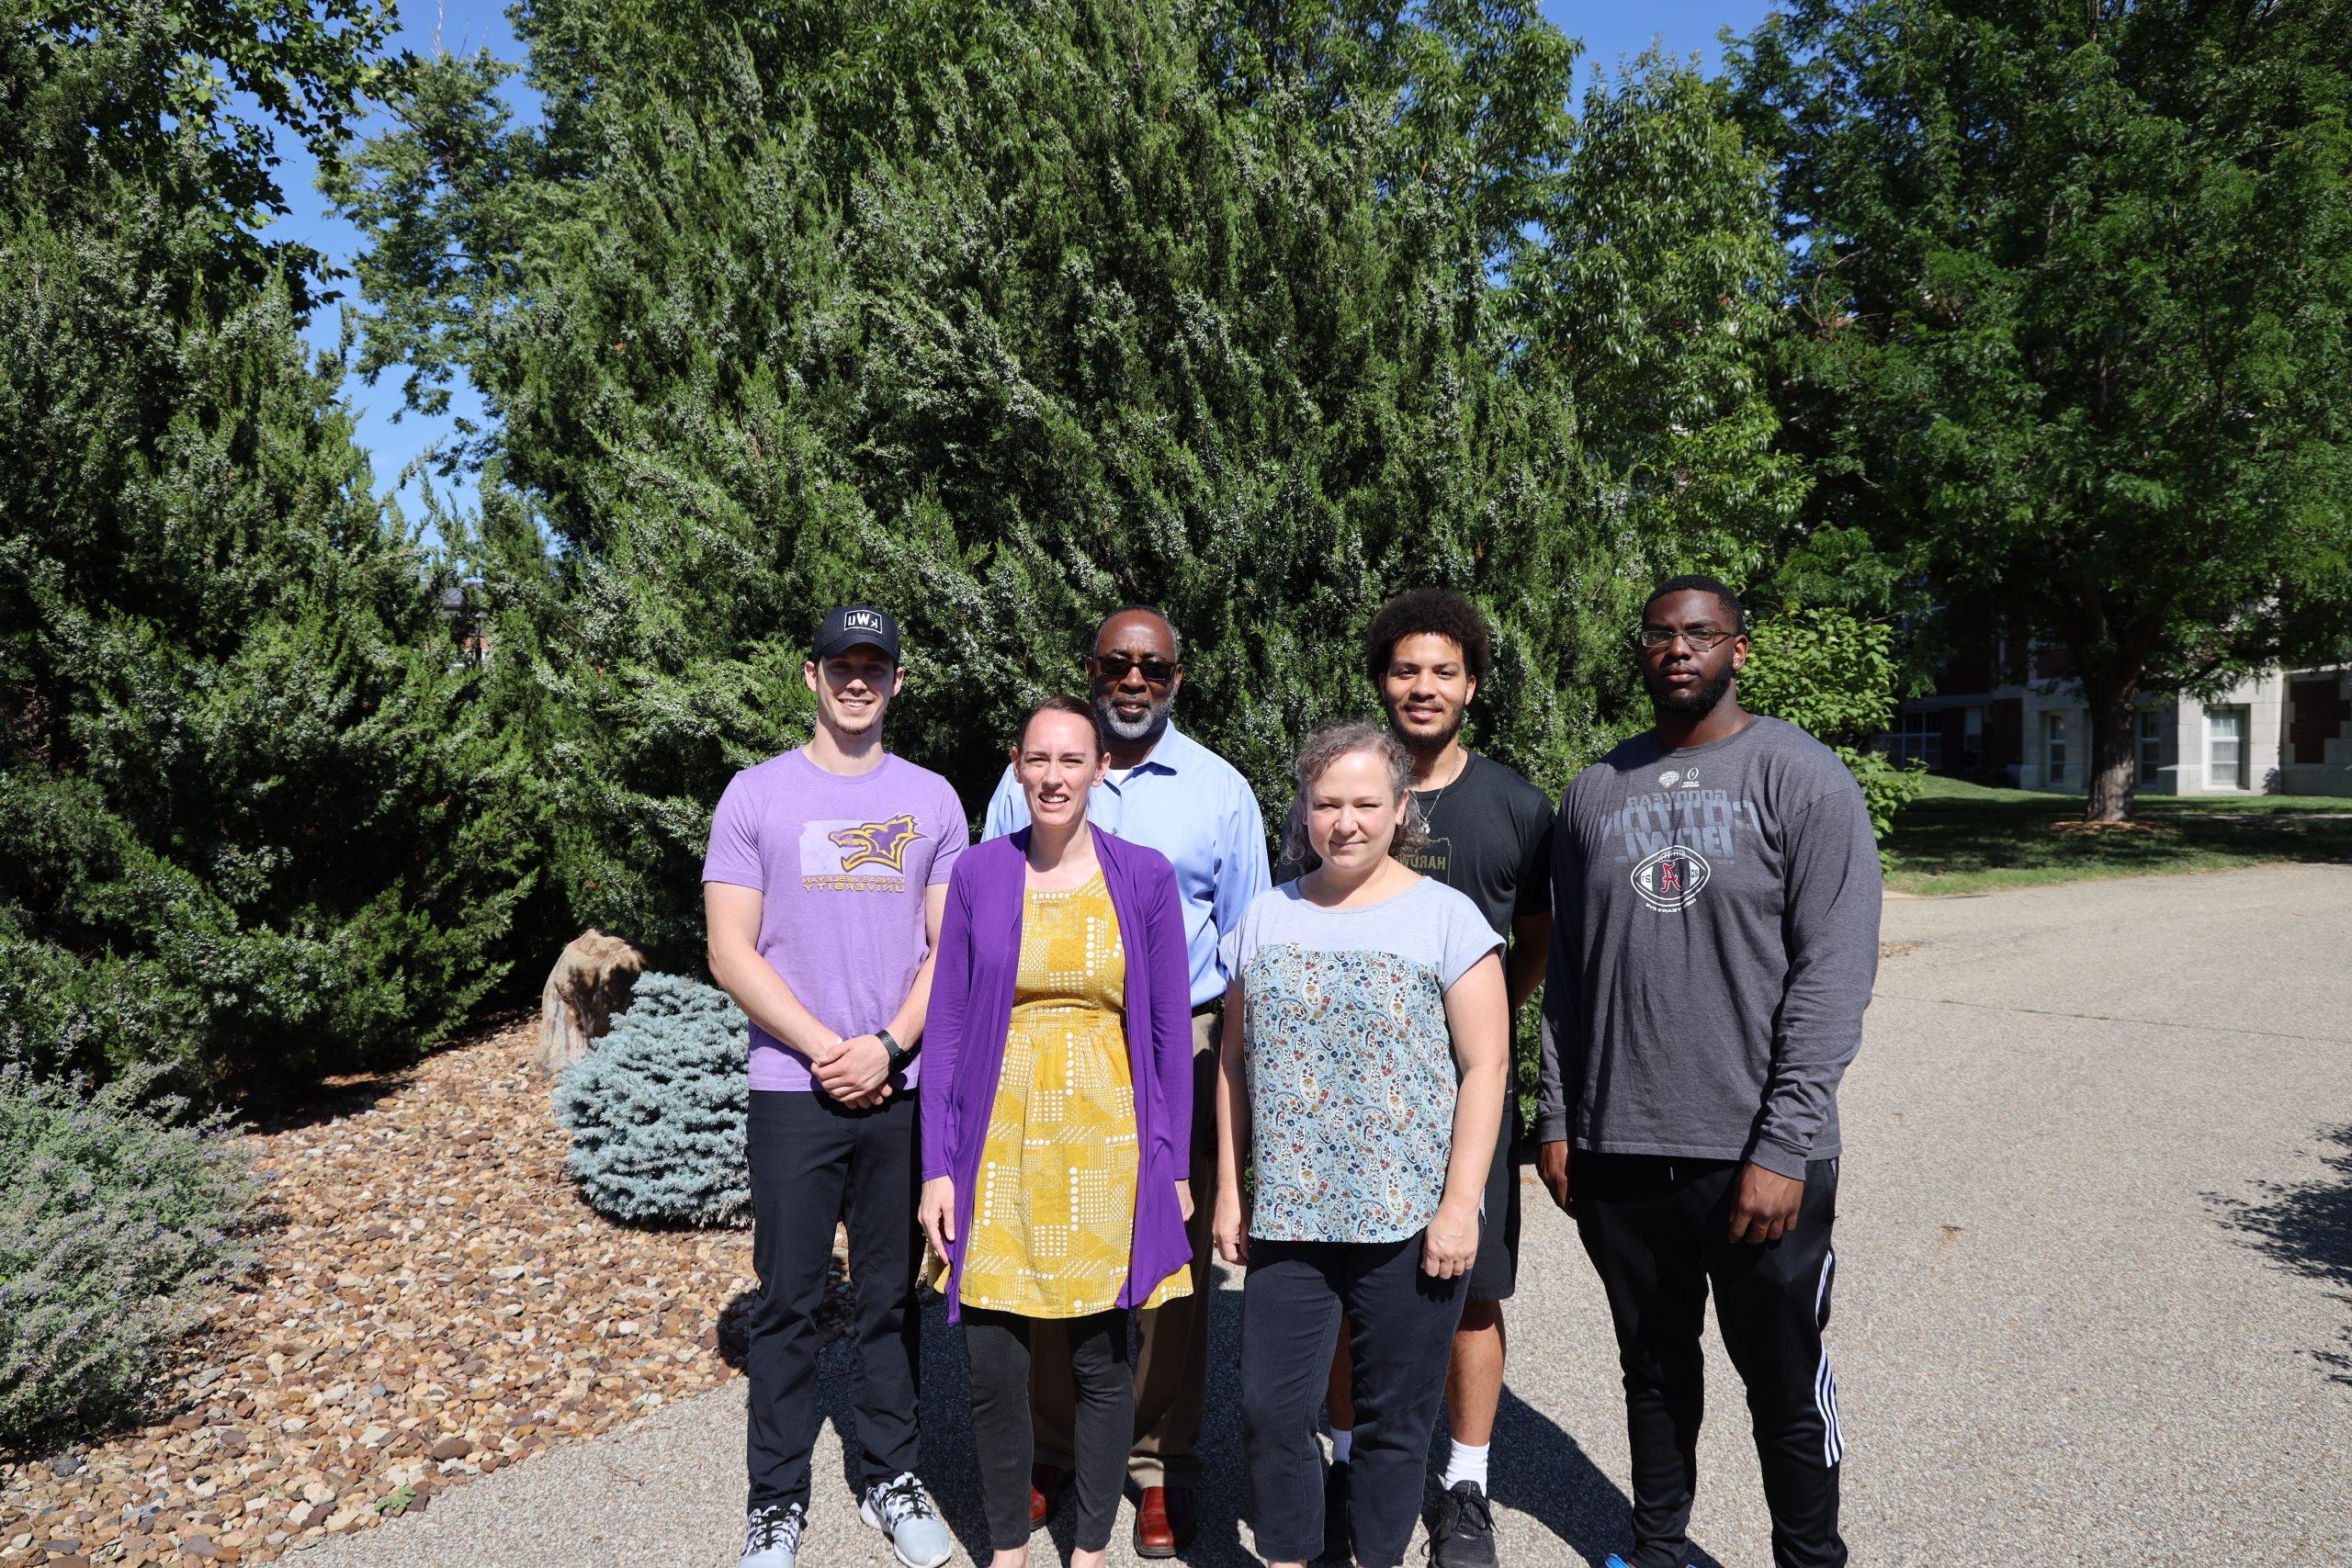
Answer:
[{"left": 876, "top": 1027, "right": 916, "bottom": 1076}]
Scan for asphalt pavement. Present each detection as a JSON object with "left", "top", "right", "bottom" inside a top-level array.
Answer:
[{"left": 310, "top": 864, "right": 2352, "bottom": 1567}]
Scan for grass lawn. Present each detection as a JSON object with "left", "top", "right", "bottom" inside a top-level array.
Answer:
[{"left": 1883, "top": 773, "right": 2352, "bottom": 895}]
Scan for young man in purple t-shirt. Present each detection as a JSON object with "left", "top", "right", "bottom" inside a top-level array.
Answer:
[{"left": 704, "top": 606, "right": 967, "bottom": 1568}]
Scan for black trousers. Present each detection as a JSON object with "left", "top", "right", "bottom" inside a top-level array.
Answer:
[
  {"left": 744, "top": 1089, "right": 922, "bottom": 1508},
  {"left": 1240, "top": 1235, "right": 1465, "bottom": 1568},
  {"left": 965, "top": 1308, "right": 1133, "bottom": 1551},
  {"left": 1573, "top": 1152, "right": 1847, "bottom": 1568}
]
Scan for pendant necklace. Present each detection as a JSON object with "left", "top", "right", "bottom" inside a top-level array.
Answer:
[{"left": 1412, "top": 750, "right": 1471, "bottom": 836}]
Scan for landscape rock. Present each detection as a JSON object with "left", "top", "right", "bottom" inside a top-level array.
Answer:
[{"left": 530, "top": 931, "right": 647, "bottom": 1077}]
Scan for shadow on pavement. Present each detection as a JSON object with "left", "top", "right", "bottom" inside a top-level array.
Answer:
[
  {"left": 1449, "top": 1388, "right": 1725, "bottom": 1568},
  {"left": 2215, "top": 1122, "right": 2352, "bottom": 1383},
  {"left": 770, "top": 1270, "right": 1726, "bottom": 1567}
]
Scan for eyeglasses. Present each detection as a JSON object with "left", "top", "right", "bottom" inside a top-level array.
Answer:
[
  {"left": 1630, "top": 626, "right": 1739, "bottom": 651},
  {"left": 1084, "top": 653, "right": 1182, "bottom": 685}
]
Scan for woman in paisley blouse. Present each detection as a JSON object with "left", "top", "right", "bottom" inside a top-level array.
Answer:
[
  {"left": 919, "top": 696, "right": 1195, "bottom": 1568},
  {"left": 1213, "top": 720, "right": 1511, "bottom": 1568}
]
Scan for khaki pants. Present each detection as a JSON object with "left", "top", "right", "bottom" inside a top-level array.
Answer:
[{"left": 1031, "top": 1006, "right": 1220, "bottom": 1488}]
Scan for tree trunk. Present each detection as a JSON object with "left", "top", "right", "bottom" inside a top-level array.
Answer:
[{"left": 2083, "top": 680, "right": 2140, "bottom": 823}]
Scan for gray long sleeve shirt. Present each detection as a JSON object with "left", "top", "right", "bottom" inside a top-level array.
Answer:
[{"left": 1535, "top": 715, "right": 1881, "bottom": 1180}]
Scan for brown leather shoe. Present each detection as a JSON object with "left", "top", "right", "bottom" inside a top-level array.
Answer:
[
  {"left": 1029, "top": 1464, "right": 1069, "bottom": 1533},
  {"left": 1132, "top": 1485, "right": 1195, "bottom": 1558}
]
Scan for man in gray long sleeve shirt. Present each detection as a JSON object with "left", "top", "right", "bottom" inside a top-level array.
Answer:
[{"left": 1536, "top": 575, "right": 1878, "bottom": 1568}]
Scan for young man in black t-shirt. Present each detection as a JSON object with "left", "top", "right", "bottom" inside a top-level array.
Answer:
[{"left": 1293, "top": 589, "right": 1553, "bottom": 1568}]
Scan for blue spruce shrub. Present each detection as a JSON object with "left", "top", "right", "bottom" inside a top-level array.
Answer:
[
  {"left": 0, "top": 1063, "right": 260, "bottom": 1448},
  {"left": 555, "top": 973, "right": 751, "bottom": 1226}
]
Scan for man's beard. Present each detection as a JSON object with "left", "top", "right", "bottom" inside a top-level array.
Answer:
[
  {"left": 1388, "top": 707, "right": 1464, "bottom": 760},
  {"left": 1093, "top": 689, "right": 1171, "bottom": 746},
  {"left": 1647, "top": 665, "right": 1736, "bottom": 718}
]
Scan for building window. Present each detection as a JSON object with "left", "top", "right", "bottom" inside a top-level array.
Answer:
[
  {"left": 2138, "top": 710, "right": 2162, "bottom": 784},
  {"left": 2045, "top": 712, "right": 2067, "bottom": 783},
  {"left": 1886, "top": 710, "right": 1941, "bottom": 768},
  {"left": 2206, "top": 706, "right": 2248, "bottom": 789}
]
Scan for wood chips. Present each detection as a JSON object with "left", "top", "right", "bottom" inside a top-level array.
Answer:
[{"left": 1, "top": 1021, "right": 769, "bottom": 1565}]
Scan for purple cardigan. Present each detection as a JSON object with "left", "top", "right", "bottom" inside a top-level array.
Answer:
[{"left": 921, "top": 826, "right": 1195, "bottom": 1323}]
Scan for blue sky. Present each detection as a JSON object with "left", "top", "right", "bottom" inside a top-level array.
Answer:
[{"left": 270, "top": 1, "right": 1778, "bottom": 522}]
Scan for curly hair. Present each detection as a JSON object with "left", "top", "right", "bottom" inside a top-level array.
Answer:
[
  {"left": 1282, "top": 720, "right": 1430, "bottom": 866},
  {"left": 1361, "top": 587, "right": 1492, "bottom": 685}
]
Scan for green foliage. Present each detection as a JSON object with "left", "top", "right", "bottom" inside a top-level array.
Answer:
[
  {"left": 0, "top": 1063, "right": 261, "bottom": 1450},
  {"left": 554, "top": 973, "right": 750, "bottom": 1227},
  {"left": 336, "top": 1, "right": 1800, "bottom": 954},
  {"left": 1740, "top": 607, "right": 1905, "bottom": 744},
  {"left": 6, "top": 0, "right": 391, "bottom": 314},
  {"left": 1832, "top": 747, "right": 1928, "bottom": 845},
  {"left": 0, "top": 3, "right": 539, "bottom": 1089},
  {"left": 1741, "top": 606, "right": 1924, "bottom": 839},
  {"left": 1730, "top": 0, "right": 2352, "bottom": 818}
]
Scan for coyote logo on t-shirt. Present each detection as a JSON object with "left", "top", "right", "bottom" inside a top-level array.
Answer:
[
  {"left": 800, "top": 814, "right": 926, "bottom": 891},
  {"left": 830, "top": 814, "right": 923, "bottom": 873}
]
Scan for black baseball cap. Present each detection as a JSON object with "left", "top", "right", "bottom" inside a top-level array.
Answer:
[{"left": 811, "top": 604, "right": 901, "bottom": 665}]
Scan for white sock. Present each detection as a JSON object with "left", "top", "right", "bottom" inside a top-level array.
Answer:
[
  {"left": 1328, "top": 1427, "right": 1353, "bottom": 1466},
  {"left": 1442, "top": 1440, "right": 1489, "bottom": 1492}
]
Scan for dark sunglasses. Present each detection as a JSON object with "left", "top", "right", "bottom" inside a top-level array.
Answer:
[
  {"left": 1630, "top": 626, "right": 1738, "bottom": 651},
  {"left": 1084, "top": 652, "right": 1182, "bottom": 684}
]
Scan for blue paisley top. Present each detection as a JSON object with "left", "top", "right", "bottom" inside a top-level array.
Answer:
[{"left": 1218, "top": 878, "right": 1501, "bottom": 1243}]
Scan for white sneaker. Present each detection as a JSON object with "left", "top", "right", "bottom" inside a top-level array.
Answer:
[
  {"left": 860, "top": 1472, "right": 952, "bottom": 1568},
  {"left": 740, "top": 1501, "right": 806, "bottom": 1568}
]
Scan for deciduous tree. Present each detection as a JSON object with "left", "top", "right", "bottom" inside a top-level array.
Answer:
[{"left": 1732, "top": 0, "right": 2352, "bottom": 818}]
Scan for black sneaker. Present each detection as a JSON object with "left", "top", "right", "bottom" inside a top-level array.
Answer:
[
  {"left": 1318, "top": 1461, "right": 1352, "bottom": 1562},
  {"left": 1428, "top": 1479, "right": 1498, "bottom": 1568}
]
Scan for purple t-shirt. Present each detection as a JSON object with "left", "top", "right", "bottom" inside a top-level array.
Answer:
[{"left": 702, "top": 750, "right": 968, "bottom": 1092}]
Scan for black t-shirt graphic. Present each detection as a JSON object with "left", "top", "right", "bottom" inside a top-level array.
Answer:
[{"left": 1400, "top": 753, "right": 1555, "bottom": 940}]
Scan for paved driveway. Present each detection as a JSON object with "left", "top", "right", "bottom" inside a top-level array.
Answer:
[{"left": 315, "top": 865, "right": 2352, "bottom": 1567}]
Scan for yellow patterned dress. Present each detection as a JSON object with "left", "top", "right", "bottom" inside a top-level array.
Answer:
[{"left": 957, "top": 871, "right": 1192, "bottom": 1318}]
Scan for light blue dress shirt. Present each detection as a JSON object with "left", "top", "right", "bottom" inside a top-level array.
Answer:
[{"left": 982, "top": 722, "right": 1272, "bottom": 1008}]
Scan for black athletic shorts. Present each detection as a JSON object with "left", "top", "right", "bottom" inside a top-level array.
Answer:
[{"left": 1469, "top": 1107, "right": 1522, "bottom": 1302}]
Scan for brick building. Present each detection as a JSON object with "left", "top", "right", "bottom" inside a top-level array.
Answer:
[{"left": 1881, "top": 639, "right": 2352, "bottom": 796}]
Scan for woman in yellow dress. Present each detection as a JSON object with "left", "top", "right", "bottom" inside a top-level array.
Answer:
[{"left": 920, "top": 696, "right": 1196, "bottom": 1568}]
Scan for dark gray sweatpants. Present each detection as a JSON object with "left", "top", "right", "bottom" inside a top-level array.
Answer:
[{"left": 1239, "top": 1234, "right": 1465, "bottom": 1568}]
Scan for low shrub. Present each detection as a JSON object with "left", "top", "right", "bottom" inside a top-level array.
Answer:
[
  {"left": 0, "top": 1064, "right": 260, "bottom": 1451},
  {"left": 1740, "top": 605, "right": 1927, "bottom": 842},
  {"left": 554, "top": 973, "right": 751, "bottom": 1227}
]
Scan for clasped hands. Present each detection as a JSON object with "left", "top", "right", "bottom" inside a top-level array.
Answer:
[{"left": 808, "top": 1032, "right": 894, "bottom": 1106}]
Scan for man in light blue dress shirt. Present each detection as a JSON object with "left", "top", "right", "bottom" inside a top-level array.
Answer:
[{"left": 981, "top": 604, "right": 1270, "bottom": 1557}]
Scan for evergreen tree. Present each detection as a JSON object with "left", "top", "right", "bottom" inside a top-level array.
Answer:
[
  {"left": 337, "top": 1, "right": 1797, "bottom": 954},
  {"left": 0, "top": 2, "right": 537, "bottom": 1089}
]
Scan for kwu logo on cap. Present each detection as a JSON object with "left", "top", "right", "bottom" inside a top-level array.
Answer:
[{"left": 841, "top": 608, "right": 885, "bottom": 636}]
